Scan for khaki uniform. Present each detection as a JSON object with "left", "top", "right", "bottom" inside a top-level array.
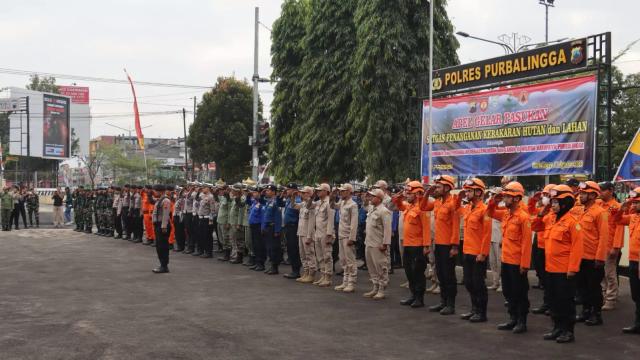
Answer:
[
  {"left": 365, "top": 203, "right": 392, "bottom": 288},
  {"left": 333, "top": 198, "right": 359, "bottom": 286},
  {"left": 228, "top": 195, "right": 246, "bottom": 256},
  {"left": 217, "top": 195, "right": 231, "bottom": 250},
  {"left": 296, "top": 200, "right": 316, "bottom": 273},
  {"left": 313, "top": 198, "right": 335, "bottom": 276}
]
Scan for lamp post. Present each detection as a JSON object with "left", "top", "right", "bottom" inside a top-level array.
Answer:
[
  {"left": 539, "top": 0, "right": 555, "bottom": 43},
  {"left": 456, "top": 31, "right": 515, "bottom": 54}
]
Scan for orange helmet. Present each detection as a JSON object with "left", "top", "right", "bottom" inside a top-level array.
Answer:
[
  {"left": 550, "top": 184, "right": 575, "bottom": 200},
  {"left": 578, "top": 181, "right": 600, "bottom": 195},
  {"left": 502, "top": 181, "right": 525, "bottom": 197},
  {"left": 434, "top": 175, "right": 455, "bottom": 190},
  {"left": 629, "top": 187, "right": 640, "bottom": 202},
  {"left": 542, "top": 183, "right": 556, "bottom": 194},
  {"left": 405, "top": 180, "right": 425, "bottom": 194},
  {"left": 463, "top": 178, "right": 486, "bottom": 191}
]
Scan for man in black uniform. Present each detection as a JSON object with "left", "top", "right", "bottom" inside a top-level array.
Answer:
[{"left": 153, "top": 185, "right": 173, "bottom": 273}]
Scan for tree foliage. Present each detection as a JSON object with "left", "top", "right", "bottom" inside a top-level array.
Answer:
[
  {"left": 611, "top": 68, "right": 640, "bottom": 174},
  {"left": 269, "top": 0, "right": 460, "bottom": 183},
  {"left": 26, "top": 74, "right": 59, "bottom": 93},
  {"left": 187, "top": 77, "right": 259, "bottom": 183}
]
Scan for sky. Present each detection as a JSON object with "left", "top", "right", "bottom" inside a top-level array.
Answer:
[{"left": 0, "top": 0, "right": 638, "bottom": 141}]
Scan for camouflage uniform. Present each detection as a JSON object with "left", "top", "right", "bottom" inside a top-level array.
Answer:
[
  {"left": 74, "top": 191, "right": 85, "bottom": 231},
  {"left": 84, "top": 193, "right": 94, "bottom": 233},
  {"left": 105, "top": 191, "right": 114, "bottom": 235},
  {"left": 26, "top": 192, "right": 40, "bottom": 227}
]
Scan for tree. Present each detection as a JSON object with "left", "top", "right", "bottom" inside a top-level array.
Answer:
[
  {"left": 187, "top": 77, "right": 258, "bottom": 182},
  {"left": 295, "top": 0, "right": 362, "bottom": 183},
  {"left": 350, "top": 0, "right": 459, "bottom": 181},
  {"left": 79, "top": 146, "right": 111, "bottom": 189},
  {"left": 26, "top": 74, "right": 59, "bottom": 93},
  {"left": 611, "top": 68, "right": 640, "bottom": 174},
  {"left": 269, "top": 0, "right": 310, "bottom": 182},
  {"left": 70, "top": 128, "right": 80, "bottom": 157}
]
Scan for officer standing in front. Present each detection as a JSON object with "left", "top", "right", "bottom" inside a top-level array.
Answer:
[
  {"left": 261, "top": 184, "right": 282, "bottom": 275},
  {"left": 152, "top": 185, "right": 173, "bottom": 273},
  {"left": 278, "top": 183, "right": 302, "bottom": 279},
  {"left": 363, "top": 188, "right": 392, "bottom": 300}
]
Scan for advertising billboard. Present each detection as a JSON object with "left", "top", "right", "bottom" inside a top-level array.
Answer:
[
  {"left": 422, "top": 74, "right": 597, "bottom": 177},
  {"left": 42, "top": 94, "right": 70, "bottom": 158},
  {"left": 58, "top": 86, "right": 89, "bottom": 104}
]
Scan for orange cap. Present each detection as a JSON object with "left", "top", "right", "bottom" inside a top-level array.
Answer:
[
  {"left": 502, "top": 181, "right": 525, "bottom": 197},
  {"left": 542, "top": 183, "right": 556, "bottom": 194},
  {"left": 463, "top": 178, "right": 486, "bottom": 191},
  {"left": 578, "top": 180, "right": 600, "bottom": 194},
  {"left": 405, "top": 181, "right": 425, "bottom": 194},
  {"left": 550, "top": 184, "right": 575, "bottom": 200},
  {"left": 629, "top": 187, "right": 640, "bottom": 202},
  {"left": 434, "top": 175, "right": 455, "bottom": 190}
]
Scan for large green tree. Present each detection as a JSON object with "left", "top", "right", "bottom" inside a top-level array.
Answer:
[
  {"left": 611, "top": 68, "right": 640, "bottom": 175},
  {"left": 269, "top": 0, "right": 460, "bottom": 183},
  {"left": 187, "top": 77, "right": 259, "bottom": 182},
  {"left": 269, "top": 0, "right": 310, "bottom": 182},
  {"left": 295, "top": 0, "right": 362, "bottom": 183}
]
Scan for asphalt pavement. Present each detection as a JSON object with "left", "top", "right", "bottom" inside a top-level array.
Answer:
[{"left": 1, "top": 220, "right": 639, "bottom": 360}]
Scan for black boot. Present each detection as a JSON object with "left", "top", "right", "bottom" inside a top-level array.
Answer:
[
  {"left": 585, "top": 310, "right": 603, "bottom": 326},
  {"left": 512, "top": 316, "right": 528, "bottom": 334},
  {"left": 283, "top": 268, "right": 300, "bottom": 279},
  {"left": 498, "top": 316, "right": 517, "bottom": 331},
  {"left": 470, "top": 312, "right": 487, "bottom": 323},
  {"left": 230, "top": 253, "right": 244, "bottom": 264},
  {"left": 192, "top": 249, "right": 204, "bottom": 256},
  {"left": 218, "top": 249, "right": 231, "bottom": 261},
  {"left": 623, "top": 311, "right": 640, "bottom": 334},
  {"left": 460, "top": 306, "right": 475, "bottom": 320},
  {"left": 266, "top": 265, "right": 279, "bottom": 275},
  {"left": 429, "top": 303, "right": 445, "bottom": 312},
  {"left": 543, "top": 320, "right": 562, "bottom": 340},
  {"left": 532, "top": 304, "right": 550, "bottom": 315},
  {"left": 576, "top": 307, "right": 591, "bottom": 322},
  {"left": 400, "top": 293, "right": 416, "bottom": 306},
  {"left": 253, "top": 263, "right": 265, "bottom": 272},
  {"left": 410, "top": 293, "right": 425, "bottom": 308},
  {"left": 440, "top": 298, "right": 455, "bottom": 315},
  {"left": 556, "top": 331, "right": 575, "bottom": 343},
  {"left": 152, "top": 266, "right": 169, "bottom": 274}
]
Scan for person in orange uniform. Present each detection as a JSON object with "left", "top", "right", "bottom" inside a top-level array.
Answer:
[
  {"left": 169, "top": 189, "right": 176, "bottom": 248},
  {"left": 487, "top": 181, "right": 532, "bottom": 334},
  {"left": 528, "top": 184, "right": 556, "bottom": 315},
  {"left": 574, "top": 181, "right": 609, "bottom": 326},
  {"left": 420, "top": 175, "right": 460, "bottom": 315},
  {"left": 393, "top": 181, "right": 431, "bottom": 309},
  {"left": 143, "top": 185, "right": 155, "bottom": 245},
  {"left": 598, "top": 181, "right": 622, "bottom": 310},
  {"left": 458, "top": 178, "right": 491, "bottom": 323},
  {"left": 613, "top": 188, "right": 640, "bottom": 334},
  {"left": 533, "top": 184, "right": 583, "bottom": 343}
]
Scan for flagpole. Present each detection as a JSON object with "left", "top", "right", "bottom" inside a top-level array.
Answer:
[
  {"left": 142, "top": 143, "right": 149, "bottom": 183},
  {"left": 427, "top": 0, "right": 434, "bottom": 183}
]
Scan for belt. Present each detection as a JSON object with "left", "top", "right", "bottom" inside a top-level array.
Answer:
[
  {"left": 143, "top": 210, "right": 150, "bottom": 214},
  {"left": 200, "top": 215, "right": 210, "bottom": 219}
]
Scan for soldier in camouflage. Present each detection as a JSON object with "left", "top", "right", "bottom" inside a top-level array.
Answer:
[
  {"left": 84, "top": 190, "right": 95, "bottom": 233},
  {"left": 74, "top": 187, "right": 85, "bottom": 232},
  {"left": 26, "top": 188, "right": 40, "bottom": 228}
]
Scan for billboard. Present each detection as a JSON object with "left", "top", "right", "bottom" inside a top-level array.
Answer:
[
  {"left": 42, "top": 94, "right": 70, "bottom": 158},
  {"left": 432, "top": 38, "right": 587, "bottom": 94},
  {"left": 58, "top": 86, "right": 89, "bottom": 104},
  {"left": 422, "top": 74, "right": 597, "bottom": 177}
]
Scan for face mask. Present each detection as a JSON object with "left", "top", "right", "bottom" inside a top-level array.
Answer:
[
  {"left": 541, "top": 197, "right": 550, "bottom": 206},
  {"left": 498, "top": 201, "right": 506, "bottom": 207}
]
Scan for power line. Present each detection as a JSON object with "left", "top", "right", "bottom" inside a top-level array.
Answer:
[
  {"left": 91, "top": 98, "right": 193, "bottom": 107},
  {"left": 0, "top": 67, "right": 213, "bottom": 89},
  {"left": 95, "top": 90, "right": 203, "bottom": 100}
]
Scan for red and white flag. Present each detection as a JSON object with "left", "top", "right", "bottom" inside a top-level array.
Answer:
[{"left": 124, "top": 69, "right": 145, "bottom": 150}]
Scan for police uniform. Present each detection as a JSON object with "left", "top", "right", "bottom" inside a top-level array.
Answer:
[
  {"left": 121, "top": 186, "right": 131, "bottom": 239},
  {"left": 152, "top": 185, "right": 173, "bottom": 273},
  {"left": 216, "top": 182, "right": 231, "bottom": 261},
  {"left": 197, "top": 190, "right": 215, "bottom": 258},
  {"left": 248, "top": 189, "right": 265, "bottom": 271},
  {"left": 261, "top": 184, "right": 283, "bottom": 274}
]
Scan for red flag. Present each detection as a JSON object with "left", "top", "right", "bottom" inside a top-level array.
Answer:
[{"left": 124, "top": 69, "right": 144, "bottom": 150}]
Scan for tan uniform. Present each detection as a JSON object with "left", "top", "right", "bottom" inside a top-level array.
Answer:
[
  {"left": 296, "top": 200, "right": 316, "bottom": 273},
  {"left": 333, "top": 198, "right": 359, "bottom": 286},
  {"left": 313, "top": 198, "right": 335, "bottom": 276},
  {"left": 365, "top": 203, "right": 392, "bottom": 288}
]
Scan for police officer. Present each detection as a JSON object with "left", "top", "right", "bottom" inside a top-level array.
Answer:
[
  {"left": 131, "top": 186, "right": 143, "bottom": 243},
  {"left": 279, "top": 183, "right": 302, "bottom": 279},
  {"left": 197, "top": 185, "right": 215, "bottom": 258},
  {"left": 121, "top": 185, "right": 131, "bottom": 240},
  {"left": 216, "top": 181, "right": 232, "bottom": 261},
  {"left": 261, "top": 184, "right": 282, "bottom": 275},
  {"left": 247, "top": 185, "right": 265, "bottom": 271},
  {"left": 228, "top": 183, "right": 246, "bottom": 263},
  {"left": 173, "top": 189, "right": 186, "bottom": 252},
  {"left": 152, "top": 185, "right": 173, "bottom": 273}
]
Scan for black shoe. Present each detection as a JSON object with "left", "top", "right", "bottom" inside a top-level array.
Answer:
[
  {"left": 585, "top": 312, "right": 603, "bottom": 326},
  {"left": 248, "top": 264, "right": 257, "bottom": 270},
  {"left": 429, "top": 303, "right": 445, "bottom": 312},
  {"left": 192, "top": 251, "right": 203, "bottom": 257},
  {"left": 283, "top": 272, "right": 300, "bottom": 279},
  {"left": 123, "top": 235, "right": 130, "bottom": 240},
  {"left": 336, "top": 270, "right": 344, "bottom": 276},
  {"left": 622, "top": 324, "right": 640, "bottom": 334},
  {"left": 115, "top": 234, "right": 122, "bottom": 239},
  {"left": 440, "top": 306, "right": 455, "bottom": 316},
  {"left": 201, "top": 253, "right": 213, "bottom": 259},
  {"left": 230, "top": 254, "right": 244, "bottom": 264},
  {"left": 131, "top": 238, "right": 142, "bottom": 244},
  {"left": 152, "top": 267, "right": 169, "bottom": 274},
  {"left": 556, "top": 331, "right": 575, "bottom": 343},
  {"left": 218, "top": 250, "right": 231, "bottom": 261},
  {"left": 543, "top": 328, "right": 562, "bottom": 340},
  {"left": 410, "top": 297, "right": 425, "bottom": 308},
  {"left": 266, "top": 266, "right": 279, "bottom": 275},
  {"left": 470, "top": 313, "right": 487, "bottom": 323},
  {"left": 532, "top": 304, "right": 550, "bottom": 315},
  {"left": 282, "top": 260, "right": 291, "bottom": 266},
  {"left": 498, "top": 319, "right": 517, "bottom": 331},
  {"left": 400, "top": 296, "right": 416, "bottom": 306},
  {"left": 576, "top": 310, "right": 590, "bottom": 323},
  {"left": 460, "top": 312, "right": 474, "bottom": 320},
  {"left": 358, "top": 264, "right": 368, "bottom": 271},
  {"left": 183, "top": 249, "right": 193, "bottom": 254},
  {"left": 512, "top": 319, "right": 527, "bottom": 334},
  {"left": 253, "top": 265, "right": 265, "bottom": 272}
]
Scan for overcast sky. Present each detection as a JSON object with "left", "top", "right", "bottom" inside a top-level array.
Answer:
[{"left": 0, "top": 0, "right": 637, "bottom": 140}]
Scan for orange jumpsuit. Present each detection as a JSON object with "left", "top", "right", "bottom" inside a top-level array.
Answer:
[
  {"left": 169, "top": 200, "right": 176, "bottom": 245},
  {"left": 143, "top": 192, "right": 155, "bottom": 242}
]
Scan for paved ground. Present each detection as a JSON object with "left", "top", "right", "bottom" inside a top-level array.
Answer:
[{"left": 1, "top": 223, "right": 640, "bottom": 360}]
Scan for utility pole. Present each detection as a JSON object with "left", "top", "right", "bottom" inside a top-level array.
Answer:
[
  {"left": 251, "top": 6, "right": 259, "bottom": 181},
  {"left": 183, "top": 107, "right": 188, "bottom": 181},
  {"left": 539, "top": 0, "right": 555, "bottom": 43}
]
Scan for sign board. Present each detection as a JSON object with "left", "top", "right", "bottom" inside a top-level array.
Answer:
[
  {"left": 432, "top": 38, "right": 587, "bottom": 93},
  {"left": 422, "top": 75, "right": 597, "bottom": 177},
  {"left": 42, "top": 94, "right": 70, "bottom": 158},
  {"left": 58, "top": 86, "right": 90, "bottom": 104}
]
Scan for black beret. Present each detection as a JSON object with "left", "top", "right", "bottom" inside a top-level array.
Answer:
[
  {"left": 286, "top": 182, "right": 298, "bottom": 190},
  {"left": 599, "top": 181, "right": 614, "bottom": 191},
  {"left": 264, "top": 184, "right": 277, "bottom": 191},
  {"left": 565, "top": 178, "right": 580, "bottom": 187}
]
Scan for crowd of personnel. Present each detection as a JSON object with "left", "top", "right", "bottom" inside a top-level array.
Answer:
[
  {"left": 1, "top": 185, "right": 41, "bottom": 230},
  {"left": 55, "top": 176, "right": 640, "bottom": 343}
]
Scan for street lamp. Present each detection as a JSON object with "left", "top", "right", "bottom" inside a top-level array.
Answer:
[
  {"left": 456, "top": 31, "right": 514, "bottom": 54},
  {"left": 539, "top": 0, "right": 555, "bottom": 43}
]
